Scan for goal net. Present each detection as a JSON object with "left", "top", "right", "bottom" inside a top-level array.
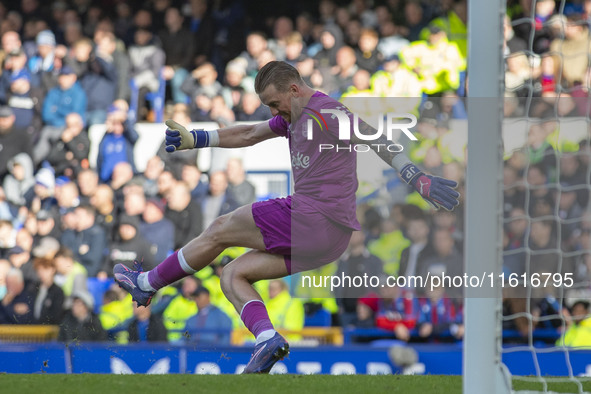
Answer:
[{"left": 467, "top": 0, "right": 591, "bottom": 392}]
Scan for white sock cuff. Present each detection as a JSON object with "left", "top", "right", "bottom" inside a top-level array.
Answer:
[
  {"left": 178, "top": 248, "right": 196, "bottom": 274},
  {"left": 240, "top": 299, "right": 265, "bottom": 319}
]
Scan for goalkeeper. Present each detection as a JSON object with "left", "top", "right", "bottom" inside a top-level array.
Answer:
[{"left": 114, "top": 61, "right": 459, "bottom": 374}]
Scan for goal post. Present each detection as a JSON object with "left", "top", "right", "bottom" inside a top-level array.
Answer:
[{"left": 463, "top": 0, "right": 510, "bottom": 393}]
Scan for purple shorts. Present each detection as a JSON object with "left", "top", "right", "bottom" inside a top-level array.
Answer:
[{"left": 252, "top": 196, "right": 352, "bottom": 274}]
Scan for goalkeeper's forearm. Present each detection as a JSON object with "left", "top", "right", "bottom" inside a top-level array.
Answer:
[{"left": 194, "top": 123, "right": 263, "bottom": 149}]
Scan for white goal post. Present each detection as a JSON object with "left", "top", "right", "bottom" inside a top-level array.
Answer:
[{"left": 463, "top": 0, "right": 511, "bottom": 393}]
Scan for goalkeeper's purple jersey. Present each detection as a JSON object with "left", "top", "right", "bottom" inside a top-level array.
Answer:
[{"left": 268, "top": 91, "right": 360, "bottom": 231}]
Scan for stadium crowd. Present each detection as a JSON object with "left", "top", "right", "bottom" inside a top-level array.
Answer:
[{"left": 0, "top": 0, "right": 590, "bottom": 347}]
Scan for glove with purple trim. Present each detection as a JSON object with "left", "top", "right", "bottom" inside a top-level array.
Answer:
[
  {"left": 400, "top": 163, "right": 460, "bottom": 211},
  {"left": 164, "top": 119, "right": 210, "bottom": 152}
]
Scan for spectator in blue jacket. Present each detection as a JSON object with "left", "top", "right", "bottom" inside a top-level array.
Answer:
[
  {"left": 185, "top": 286, "right": 233, "bottom": 345},
  {"left": 41, "top": 66, "right": 86, "bottom": 127},
  {"left": 96, "top": 105, "right": 138, "bottom": 183}
]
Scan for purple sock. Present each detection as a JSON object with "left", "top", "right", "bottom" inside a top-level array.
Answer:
[
  {"left": 241, "top": 300, "right": 275, "bottom": 337},
  {"left": 147, "top": 250, "right": 192, "bottom": 290}
]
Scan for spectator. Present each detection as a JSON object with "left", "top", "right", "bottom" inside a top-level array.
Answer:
[
  {"left": 400, "top": 27, "right": 465, "bottom": 95},
  {"left": 335, "top": 231, "right": 383, "bottom": 327},
  {"left": 180, "top": 165, "right": 207, "bottom": 202},
  {"left": 420, "top": 0, "right": 468, "bottom": 59},
  {"left": 4, "top": 63, "right": 42, "bottom": 135},
  {"left": 35, "top": 209, "right": 61, "bottom": 241},
  {"left": 30, "top": 256, "right": 64, "bottom": 324},
  {"left": 157, "top": 107, "right": 199, "bottom": 172},
  {"left": 225, "top": 158, "right": 256, "bottom": 208},
  {"left": 89, "top": 184, "right": 118, "bottom": 242},
  {"left": 128, "top": 27, "right": 165, "bottom": 121},
  {"left": 377, "top": 21, "right": 410, "bottom": 60},
  {"left": 284, "top": 31, "right": 306, "bottom": 67},
  {"left": 109, "top": 162, "right": 135, "bottom": 205},
  {"left": 127, "top": 301, "right": 167, "bottom": 343},
  {"left": 266, "top": 279, "right": 305, "bottom": 338},
  {"left": 160, "top": 7, "right": 195, "bottom": 104},
  {"left": 122, "top": 188, "right": 146, "bottom": 220},
  {"left": 234, "top": 91, "right": 271, "bottom": 121},
  {"left": 95, "top": 28, "right": 130, "bottom": 104},
  {"left": 77, "top": 168, "right": 99, "bottom": 206},
  {"left": 3, "top": 153, "right": 35, "bottom": 207},
  {"left": 367, "top": 216, "right": 411, "bottom": 275},
  {"left": 512, "top": 0, "right": 557, "bottom": 55},
  {"left": 398, "top": 215, "right": 434, "bottom": 295},
  {"left": 314, "top": 25, "right": 344, "bottom": 70},
  {"left": 156, "top": 169, "right": 177, "bottom": 199},
  {"left": 99, "top": 287, "right": 133, "bottom": 342},
  {"left": 238, "top": 31, "right": 269, "bottom": 77},
  {"left": 549, "top": 14, "right": 591, "bottom": 89},
  {"left": 199, "top": 171, "right": 237, "bottom": 229},
  {"left": 355, "top": 28, "right": 382, "bottom": 74},
  {"left": 55, "top": 179, "right": 80, "bottom": 216},
  {"left": 0, "top": 259, "right": 10, "bottom": 300},
  {"left": 0, "top": 106, "right": 32, "bottom": 180},
  {"left": 45, "top": 112, "right": 90, "bottom": 178},
  {"left": 100, "top": 214, "right": 156, "bottom": 278},
  {"left": 166, "top": 181, "right": 203, "bottom": 250},
  {"left": 69, "top": 36, "right": 118, "bottom": 126},
  {"left": 53, "top": 246, "right": 87, "bottom": 309},
  {"left": 59, "top": 290, "right": 107, "bottom": 342},
  {"left": 375, "top": 285, "right": 419, "bottom": 342},
  {"left": 162, "top": 275, "right": 199, "bottom": 342},
  {"left": 416, "top": 280, "right": 464, "bottom": 341},
  {"left": 421, "top": 229, "right": 464, "bottom": 298},
  {"left": 30, "top": 167, "right": 57, "bottom": 213},
  {"left": 96, "top": 106, "right": 139, "bottom": 183},
  {"left": 556, "top": 300, "right": 591, "bottom": 347},
  {"left": 40, "top": 65, "right": 86, "bottom": 129},
  {"left": 189, "top": 0, "right": 216, "bottom": 66},
  {"left": 28, "top": 29, "right": 60, "bottom": 93},
  {"left": 333, "top": 46, "right": 358, "bottom": 96},
  {"left": 140, "top": 197, "right": 175, "bottom": 264},
  {"left": 185, "top": 286, "right": 232, "bottom": 344},
  {"left": 0, "top": 268, "right": 34, "bottom": 324},
  {"left": 61, "top": 205, "right": 107, "bottom": 277},
  {"left": 141, "top": 156, "right": 165, "bottom": 198},
  {"left": 181, "top": 62, "right": 223, "bottom": 103}
]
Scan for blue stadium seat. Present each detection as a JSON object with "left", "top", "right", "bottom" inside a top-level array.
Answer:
[
  {"left": 304, "top": 308, "right": 332, "bottom": 327},
  {"left": 86, "top": 277, "right": 115, "bottom": 314}
]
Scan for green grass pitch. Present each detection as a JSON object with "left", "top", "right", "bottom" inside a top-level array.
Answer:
[{"left": 1, "top": 375, "right": 591, "bottom": 394}]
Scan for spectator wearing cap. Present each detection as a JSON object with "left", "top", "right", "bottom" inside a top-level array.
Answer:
[
  {"left": 3, "top": 153, "right": 35, "bottom": 207},
  {"left": 0, "top": 106, "right": 32, "bottom": 180},
  {"left": 5, "top": 67, "right": 41, "bottom": 133},
  {"left": 127, "top": 301, "right": 168, "bottom": 343},
  {"left": 30, "top": 256, "right": 65, "bottom": 325},
  {"left": 99, "top": 214, "right": 156, "bottom": 279},
  {"left": 139, "top": 197, "right": 175, "bottom": 263},
  {"left": 96, "top": 106, "right": 138, "bottom": 183},
  {"left": 28, "top": 30, "right": 58, "bottom": 90},
  {"left": 45, "top": 112, "right": 90, "bottom": 178},
  {"left": 37, "top": 65, "right": 86, "bottom": 164},
  {"left": 68, "top": 36, "right": 118, "bottom": 126},
  {"left": 184, "top": 286, "right": 232, "bottom": 345},
  {"left": 30, "top": 167, "right": 57, "bottom": 213},
  {"left": 61, "top": 205, "right": 107, "bottom": 277},
  {"left": 0, "top": 268, "right": 35, "bottom": 324},
  {"left": 58, "top": 289, "right": 107, "bottom": 342}
]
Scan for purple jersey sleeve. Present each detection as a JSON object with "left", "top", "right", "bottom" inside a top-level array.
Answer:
[{"left": 268, "top": 115, "right": 289, "bottom": 137}]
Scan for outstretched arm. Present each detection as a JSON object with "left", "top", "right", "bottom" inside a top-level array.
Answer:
[
  {"left": 164, "top": 119, "right": 278, "bottom": 151},
  {"left": 352, "top": 120, "right": 460, "bottom": 211}
]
